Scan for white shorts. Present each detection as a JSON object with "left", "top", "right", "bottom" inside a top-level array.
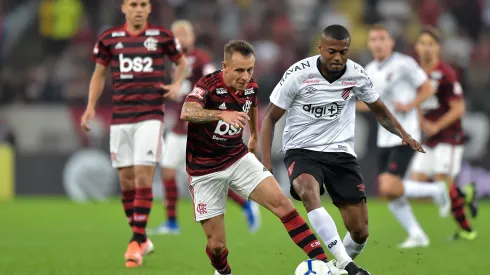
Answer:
[
  {"left": 410, "top": 143, "right": 464, "bottom": 178},
  {"left": 188, "top": 152, "right": 272, "bottom": 221},
  {"left": 159, "top": 131, "right": 186, "bottom": 171},
  {"left": 110, "top": 120, "right": 163, "bottom": 168}
]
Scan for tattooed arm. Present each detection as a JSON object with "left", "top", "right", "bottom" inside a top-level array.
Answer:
[
  {"left": 180, "top": 102, "right": 223, "bottom": 123},
  {"left": 366, "top": 99, "right": 425, "bottom": 152},
  {"left": 181, "top": 102, "right": 249, "bottom": 127}
]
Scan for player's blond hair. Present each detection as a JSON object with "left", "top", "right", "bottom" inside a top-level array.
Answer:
[{"left": 171, "top": 20, "right": 194, "bottom": 33}]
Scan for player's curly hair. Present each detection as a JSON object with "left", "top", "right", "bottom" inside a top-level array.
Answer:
[{"left": 224, "top": 40, "right": 255, "bottom": 60}]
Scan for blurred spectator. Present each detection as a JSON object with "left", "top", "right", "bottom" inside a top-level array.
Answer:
[
  {"left": 39, "top": 0, "right": 83, "bottom": 58},
  {"left": 0, "top": 0, "right": 487, "bottom": 110},
  {"left": 0, "top": 119, "right": 16, "bottom": 148}
]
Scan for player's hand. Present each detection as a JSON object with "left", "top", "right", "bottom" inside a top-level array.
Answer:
[
  {"left": 220, "top": 111, "right": 250, "bottom": 129},
  {"left": 262, "top": 161, "right": 273, "bottom": 174},
  {"left": 161, "top": 82, "right": 181, "bottom": 101},
  {"left": 248, "top": 136, "right": 258, "bottom": 156},
  {"left": 394, "top": 103, "right": 411, "bottom": 113},
  {"left": 401, "top": 132, "right": 425, "bottom": 153},
  {"left": 421, "top": 120, "right": 440, "bottom": 137},
  {"left": 81, "top": 108, "right": 95, "bottom": 132}
]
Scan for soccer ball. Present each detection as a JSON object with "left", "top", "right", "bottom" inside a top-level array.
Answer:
[{"left": 294, "top": 259, "right": 332, "bottom": 275}]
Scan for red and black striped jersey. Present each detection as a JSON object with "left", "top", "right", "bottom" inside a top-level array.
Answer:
[
  {"left": 420, "top": 61, "right": 464, "bottom": 146},
  {"left": 184, "top": 71, "right": 258, "bottom": 176},
  {"left": 92, "top": 23, "right": 183, "bottom": 124}
]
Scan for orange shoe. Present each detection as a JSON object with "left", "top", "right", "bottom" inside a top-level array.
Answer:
[
  {"left": 124, "top": 241, "right": 143, "bottom": 268},
  {"left": 141, "top": 238, "right": 154, "bottom": 256}
]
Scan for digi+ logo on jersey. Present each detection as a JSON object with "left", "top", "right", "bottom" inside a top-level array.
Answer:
[{"left": 303, "top": 102, "right": 343, "bottom": 119}]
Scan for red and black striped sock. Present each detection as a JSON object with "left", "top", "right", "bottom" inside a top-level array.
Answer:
[
  {"left": 281, "top": 210, "right": 328, "bottom": 262},
  {"left": 205, "top": 246, "right": 231, "bottom": 274},
  {"left": 132, "top": 187, "right": 153, "bottom": 243},
  {"left": 121, "top": 190, "right": 135, "bottom": 227},
  {"left": 163, "top": 178, "right": 178, "bottom": 222},
  {"left": 228, "top": 190, "right": 246, "bottom": 207},
  {"left": 450, "top": 183, "right": 472, "bottom": 232}
]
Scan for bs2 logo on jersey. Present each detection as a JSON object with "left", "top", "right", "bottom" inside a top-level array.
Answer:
[
  {"left": 213, "top": 100, "right": 252, "bottom": 140},
  {"left": 119, "top": 54, "right": 154, "bottom": 78}
]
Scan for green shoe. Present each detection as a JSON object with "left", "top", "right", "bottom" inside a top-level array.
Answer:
[
  {"left": 451, "top": 230, "right": 478, "bottom": 241},
  {"left": 463, "top": 182, "right": 479, "bottom": 218}
]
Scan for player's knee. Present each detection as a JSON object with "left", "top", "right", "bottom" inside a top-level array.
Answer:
[
  {"left": 351, "top": 227, "right": 369, "bottom": 244},
  {"left": 346, "top": 217, "right": 369, "bottom": 243},
  {"left": 162, "top": 168, "right": 176, "bottom": 181},
  {"left": 134, "top": 174, "right": 153, "bottom": 188},
  {"left": 293, "top": 174, "right": 321, "bottom": 209},
  {"left": 207, "top": 236, "right": 226, "bottom": 254},
  {"left": 378, "top": 173, "right": 403, "bottom": 199},
  {"left": 118, "top": 169, "right": 135, "bottom": 190},
  {"left": 134, "top": 166, "right": 155, "bottom": 188}
]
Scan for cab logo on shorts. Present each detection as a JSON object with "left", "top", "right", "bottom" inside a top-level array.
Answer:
[{"left": 196, "top": 202, "right": 207, "bottom": 215}]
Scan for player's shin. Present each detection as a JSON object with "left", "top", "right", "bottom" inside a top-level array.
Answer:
[
  {"left": 342, "top": 233, "right": 366, "bottom": 260},
  {"left": 162, "top": 171, "right": 178, "bottom": 223},
  {"left": 249, "top": 177, "right": 328, "bottom": 262},
  {"left": 281, "top": 210, "right": 328, "bottom": 262},
  {"left": 206, "top": 246, "right": 231, "bottom": 275},
  {"left": 307, "top": 208, "right": 352, "bottom": 267},
  {"left": 122, "top": 190, "right": 136, "bottom": 227},
  {"left": 132, "top": 187, "right": 153, "bottom": 243},
  {"left": 449, "top": 183, "right": 472, "bottom": 232}
]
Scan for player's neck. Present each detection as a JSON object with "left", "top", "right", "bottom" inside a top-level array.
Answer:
[
  {"left": 421, "top": 58, "right": 439, "bottom": 73},
  {"left": 125, "top": 22, "right": 148, "bottom": 35},
  {"left": 375, "top": 52, "right": 393, "bottom": 63}
]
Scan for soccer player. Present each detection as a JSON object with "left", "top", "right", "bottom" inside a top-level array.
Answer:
[
  {"left": 409, "top": 26, "right": 477, "bottom": 240},
  {"left": 80, "top": 0, "right": 187, "bottom": 268},
  {"left": 182, "top": 40, "right": 346, "bottom": 275},
  {"left": 152, "top": 20, "right": 261, "bottom": 235},
  {"left": 358, "top": 24, "right": 450, "bottom": 248},
  {"left": 261, "top": 25, "right": 424, "bottom": 272}
]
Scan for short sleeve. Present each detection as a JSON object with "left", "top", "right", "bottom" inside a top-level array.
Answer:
[
  {"left": 403, "top": 57, "right": 427, "bottom": 88},
  {"left": 354, "top": 74, "right": 379, "bottom": 104},
  {"left": 184, "top": 85, "right": 209, "bottom": 107},
  {"left": 269, "top": 74, "right": 299, "bottom": 110},
  {"left": 163, "top": 31, "right": 184, "bottom": 63},
  {"left": 446, "top": 80, "right": 464, "bottom": 100},
  {"left": 92, "top": 35, "right": 111, "bottom": 67}
]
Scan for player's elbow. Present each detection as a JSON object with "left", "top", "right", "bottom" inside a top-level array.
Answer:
[
  {"left": 451, "top": 100, "right": 466, "bottom": 117},
  {"left": 180, "top": 110, "right": 189, "bottom": 121}
]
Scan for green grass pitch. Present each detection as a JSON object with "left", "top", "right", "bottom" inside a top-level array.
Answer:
[{"left": 1, "top": 198, "right": 488, "bottom": 274}]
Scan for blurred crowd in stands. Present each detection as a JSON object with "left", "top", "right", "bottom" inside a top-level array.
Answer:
[{"left": 1, "top": 0, "right": 490, "bottom": 111}]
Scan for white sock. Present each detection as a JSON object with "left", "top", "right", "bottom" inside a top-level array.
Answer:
[
  {"left": 307, "top": 208, "right": 352, "bottom": 268},
  {"left": 343, "top": 232, "right": 367, "bottom": 260},
  {"left": 387, "top": 197, "right": 426, "bottom": 238},
  {"left": 404, "top": 179, "right": 443, "bottom": 199}
]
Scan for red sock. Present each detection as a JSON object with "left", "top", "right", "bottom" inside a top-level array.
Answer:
[
  {"left": 281, "top": 210, "right": 328, "bottom": 262},
  {"left": 450, "top": 183, "right": 472, "bottom": 231},
  {"left": 163, "top": 178, "right": 178, "bottom": 222},
  {"left": 121, "top": 190, "right": 135, "bottom": 227},
  {"left": 206, "top": 246, "right": 231, "bottom": 274},
  {"left": 132, "top": 187, "right": 153, "bottom": 243},
  {"left": 228, "top": 190, "right": 246, "bottom": 207}
]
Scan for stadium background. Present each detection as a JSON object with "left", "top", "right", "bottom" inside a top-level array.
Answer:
[{"left": 1, "top": 0, "right": 490, "bottom": 201}]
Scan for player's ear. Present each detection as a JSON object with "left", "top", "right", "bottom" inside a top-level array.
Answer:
[
  {"left": 221, "top": 61, "right": 226, "bottom": 71},
  {"left": 121, "top": 2, "right": 126, "bottom": 14}
]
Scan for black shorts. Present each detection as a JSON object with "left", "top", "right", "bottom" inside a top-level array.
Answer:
[
  {"left": 284, "top": 149, "right": 366, "bottom": 206},
  {"left": 378, "top": 145, "right": 414, "bottom": 177}
]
